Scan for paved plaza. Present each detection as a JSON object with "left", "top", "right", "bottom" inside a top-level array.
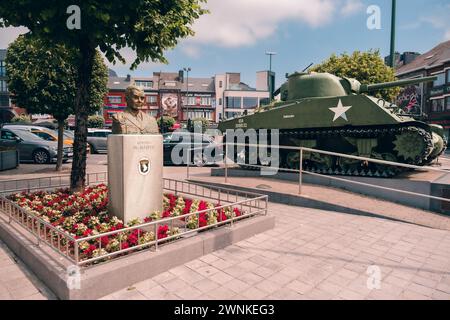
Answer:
[
  {"left": 1, "top": 199, "right": 450, "bottom": 300},
  {"left": 1, "top": 158, "right": 450, "bottom": 300}
]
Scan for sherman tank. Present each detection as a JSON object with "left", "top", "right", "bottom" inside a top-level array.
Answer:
[{"left": 218, "top": 72, "right": 446, "bottom": 177}]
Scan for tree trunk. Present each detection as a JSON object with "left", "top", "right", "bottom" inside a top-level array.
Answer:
[
  {"left": 55, "top": 118, "right": 65, "bottom": 172},
  {"left": 70, "top": 40, "right": 95, "bottom": 191}
]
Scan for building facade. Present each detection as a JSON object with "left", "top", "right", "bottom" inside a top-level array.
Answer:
[
  {"left": 103, "top": 70, "right": 271, "bottom": 126},
  {"left": 396, "top": 41, "right": 450, "bottom": 139},
  {"left": 103, "top": 75, "right": 159, "bottom": 127},
  {"left": 214, "top": 71, "right": 271, "bottom": 122}
]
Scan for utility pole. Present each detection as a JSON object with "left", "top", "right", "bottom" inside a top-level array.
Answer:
[
  {"left": 389, "top": 0, "right": 397, "bottom": 68},
  {"left": 158, "top": 71, "right": 164, "bottom": 134},
  {"left": 265, "top": 51, "right": 276, "bottom": 100},
  {"left": 183, "top": 67, "right": 191, "bottom": 128}
]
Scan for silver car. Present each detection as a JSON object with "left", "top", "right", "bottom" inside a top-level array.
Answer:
[
  {"left": 87, "top": 129, "right": 111, "bottom": 154},
  {"left": 0, "top": 127, "right": 73, "bottom": 164}
]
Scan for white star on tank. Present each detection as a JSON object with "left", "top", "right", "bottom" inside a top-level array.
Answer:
[{"left": 329, "top": 99, "right": 352, "bottom": 122}]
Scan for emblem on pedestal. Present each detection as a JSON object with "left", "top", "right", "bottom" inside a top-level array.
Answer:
[{"left": 139, "top": 158, "right": 150, "bottom": 175}]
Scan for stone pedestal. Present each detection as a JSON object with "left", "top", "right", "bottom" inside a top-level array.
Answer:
[{"left": 108, "top": 134, "right": 163, "bottom": 223}]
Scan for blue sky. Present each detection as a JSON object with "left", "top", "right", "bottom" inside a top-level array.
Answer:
[{"left": 1, "top": 0, "right": 449, "bottom": 88}]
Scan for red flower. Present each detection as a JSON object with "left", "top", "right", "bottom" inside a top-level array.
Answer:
[
  {"left": 100, "top": 236, "right": 109, "bottom": 247},
  {"left": 144, "top": 217, "right": 152, "bottom": 223},
  {"left": 199, "top": 213, "right": 207, "bottom": 227},
  {"left": 121, "top": 242, "right": 129, "bottom": 250},
  {"left": 183, "top": 199, "right": 192, "bottom": 215},
  {"left": 233, "top": 208, "right": 242, "bottom": 217},
  {"left": 198, "top": 201, "right": 208, "bottom": 212},
  {"left": 83, "top": 229, "right": 93, "bottom": 237},
  {"left": 217, "top": 210, "right": 227, "bottom": 222},
  {"left": 162, "top": 210, "right": 171, "bottom": 218},
  {"left": 157, "top": 225, "right": 169, "bottom": 239}
]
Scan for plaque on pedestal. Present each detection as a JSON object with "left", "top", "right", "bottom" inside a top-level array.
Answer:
[{"left": 108, "top": 134, "right": 163, "bottom": 223}]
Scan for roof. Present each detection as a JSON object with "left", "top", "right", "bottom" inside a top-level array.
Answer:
[
  {"left": 107, "top": 77, "right": 132, "bottom": 90},
  {"left": 181, "top": 77, "right": 215, "bottom": 93},
  {"left": 396, "top": 40, "right": 450, "bottom": 76}
]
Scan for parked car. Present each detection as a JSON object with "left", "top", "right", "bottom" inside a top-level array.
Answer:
[
  {"left": 162, "top": 131, "right": 222, "bottom": 166},
  {"left": 87, "top": 128, "right": 111, "bottom": 154},
  {"left": 2, "top": 124, "right": 90, "bottom": 153},
  {"left": 0, "top": 127, "right": 73, "bottom": 164}
]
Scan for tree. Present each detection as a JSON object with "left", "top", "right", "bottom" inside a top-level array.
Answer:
[
  {"left": 157, "top": 116, "right": 176, "bottom": 132},
  {"left": 192, "top": 117, "right": 210, "bottom": 133},
  {"left": 5, "top": 34, "right": 108, "bottom": 171},
  {"left": 88, "top": 115, "right": 105, "bottom": 128},
  {"left": 10, "top": 114, "right": 32, "bottom": 124},
  {"left": 310, "top": 50, "right": 400, "bottom": 101},
  {"left": 0, "top": 0, "right": 207, "bottom": 190}
]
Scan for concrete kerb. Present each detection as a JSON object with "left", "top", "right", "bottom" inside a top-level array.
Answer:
[{"left": 0, "top": 210, "right": 274, "bottom": 300}]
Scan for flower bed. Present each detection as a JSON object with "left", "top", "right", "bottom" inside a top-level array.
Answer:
[{"left": 7, "top": 184, "right": 244, "bottom": 263}]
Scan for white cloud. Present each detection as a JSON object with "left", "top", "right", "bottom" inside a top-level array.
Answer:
[
  {"left": 445, "top": 30, "right": 450, "bottom": 41},
  {"left": 340, "top": 0, "right": 364, "bottom": 16},
  {"left": 181, "top": 45, "right": 201, "bottom": 59},
  {"left": 415, "top": 5, "right": 450, "bottom": 41},
  {"left": 186, "top": 0, "right": 338, "bottom": 48},
  {"left": 0, "top": 26, "right": 28, "bottom": 48}
]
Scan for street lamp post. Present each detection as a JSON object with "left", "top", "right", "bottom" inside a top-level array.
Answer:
[
  {"left": 183, "top": 67, "right": 191, "bottom": 128},
  {"left": 389, "top": 0, "right": 397, "bottom": 68},
  {"left": 265, "top": 51, "right": 276, "bottom": 100}
]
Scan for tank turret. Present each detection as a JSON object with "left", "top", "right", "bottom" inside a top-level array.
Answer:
[{"left": 277, "top": 72, "right": 436, "bottom": 101}]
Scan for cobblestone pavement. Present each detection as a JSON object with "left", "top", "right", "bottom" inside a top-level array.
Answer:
[{"left": 100, "top": 202, "right": 450, "bottom": 300}]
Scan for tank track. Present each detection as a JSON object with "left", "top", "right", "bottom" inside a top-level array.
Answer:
[{"left": 232, "top": 125, "right": 434, "bottom": 178}]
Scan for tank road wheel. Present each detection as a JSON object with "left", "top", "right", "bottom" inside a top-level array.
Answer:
[
  {"left": 371, "top": 152, "right": 400, "bottom": 177},
  {"left": 285, "top": 152, "right": 300, "bottom": 170},
  {"left": 310, "top": 152, "right": 333, "bottom": 173},
  {"left": 338, "top": 155, "right": 361, "bottom": 175},
  {"left": 393, "top": 128, "right": 433, "bottom": 164}
]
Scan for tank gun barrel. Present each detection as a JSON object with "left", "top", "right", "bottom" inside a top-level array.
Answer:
[{"left": 360, "top": 76, "right": 437, "bottom": 93}]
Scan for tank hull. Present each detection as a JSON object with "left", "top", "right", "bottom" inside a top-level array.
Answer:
[{"left": 219, "top": 95, "right": 446, "bottom": 177}]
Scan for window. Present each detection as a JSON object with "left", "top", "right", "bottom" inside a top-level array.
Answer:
[
  {"left": 32, "top": 131, "right": 56, "bottom": 141},
  {"left": 0, "top": 61, "right": 5, "bottom": 77},
  {"left": 260, "top": 98, "right": 270, "bottom": 106},
  {"left": 431, "top": 99, "right": 445, "bottom": 112},
  {"left": 219, "top": 81, "right": 223, "bottom": 88},
  {"left": 0, "top": 80, "right": 7, "bottom": 92},
  {"left": 447, "top": 97, "right": 450, "bottom": 111},
  {"left": 108, "top": 96, "right": 122, "bottom": 104},
  {"left": 185, "top": 97, "right": 196, "bottom": 106},
  {"left": 218, "top": 98, "right": 222, "bottom": 106},
  {"left": 243, "top": 97, "right": 258, "bottom": 109},
  {"left": 200, "top": 97, "right": 211, "bottom": 106},
  {"left": 135, "top": 80, "right": 153, "bottom": 88},
  {"left": 225, "top": 97, "right": 241, "bottom": 108},
  {"left": 447, "top": 70, "right": 450, "bottom": 84},
  {"left": 433, "top": 73, "right": 445, "bottom": 87},
  {"left": 146, "top": 95, "right": 157, "bottom": 104},
  {"left": 1, "top": 130, "right": 16, "bottom": 140}
]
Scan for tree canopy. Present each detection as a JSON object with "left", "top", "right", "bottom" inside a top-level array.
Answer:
[
  {"left": 6, "top": 34, "right": 108, "bottom": 121},
  {"left": 0, "top": 0, "right": 207, "bottom": 189},
  {"left": 310, "top": 50, "right": 400, "bottom": 101}
]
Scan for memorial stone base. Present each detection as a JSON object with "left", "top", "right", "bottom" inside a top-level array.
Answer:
[{"left": 108, "top": 134, "right": 163, "bottom": 223}]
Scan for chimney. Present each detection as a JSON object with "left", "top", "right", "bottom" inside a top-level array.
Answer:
[
  {"left": 178, "top": 70, "right": 184, "bottom": 83},
  {"left": 125, "top": 74, "right": 131, "bottom": 82}
]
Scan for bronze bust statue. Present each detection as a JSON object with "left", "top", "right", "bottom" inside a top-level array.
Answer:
[{"left": 112, "top": 85, "right": 160, "bottom": 134}]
